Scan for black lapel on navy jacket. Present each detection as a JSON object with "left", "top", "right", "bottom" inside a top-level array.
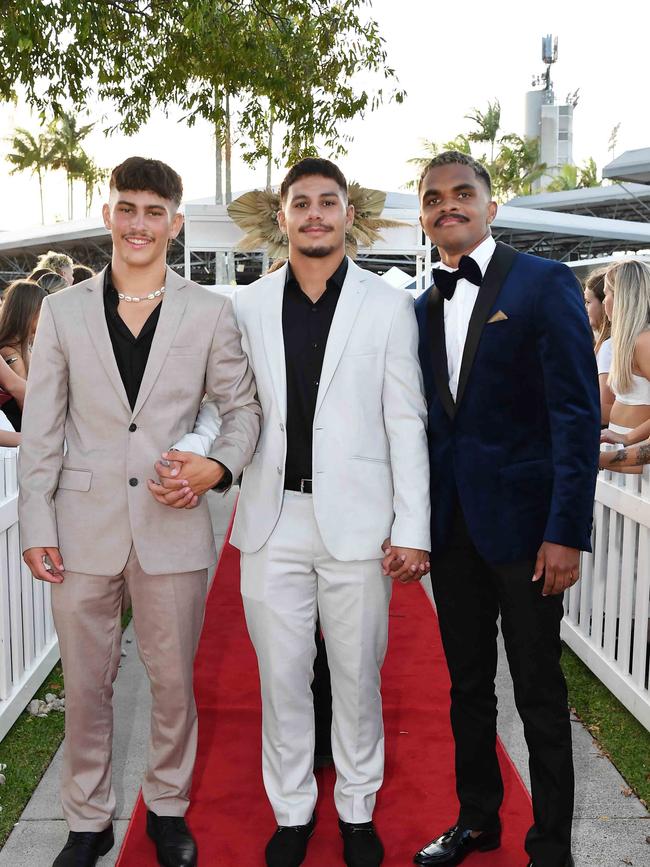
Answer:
[
  {"left": 455, "top": 241, "right": 518, "bottom": 409},
  {"left": 426, "top": 284, "right": 455, "bottom": 420}
]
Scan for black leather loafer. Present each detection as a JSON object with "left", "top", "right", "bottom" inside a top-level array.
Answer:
[
  {"left": 146, "top": 811, "right": 197, "bottom": 867},
  {"left": 339, "top": 819, "right": 384, "bottom": 866},
  {"left": 52, "top": 826, "right": 114, "bottom": 866},
  {"left": 265, "top": 814, "right": 315, "bottom": 867},
  {"left": 414, "top": 825, "right": 501, "bottom": 865}
]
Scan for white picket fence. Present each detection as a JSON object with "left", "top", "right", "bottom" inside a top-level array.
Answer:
[
  {"left": 0, "top": 448, "right": 59, "bottom": 741},
  {"left": 0, "top": 444, "right": 648, "bottom": 740},
  {"left": 563, "top": 465, "right": 650, "bottom": 730}
]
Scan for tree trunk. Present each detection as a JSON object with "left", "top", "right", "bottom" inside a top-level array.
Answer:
[
  {"left": 38, "top": 171, "right": 44, "bottom": 224},
  {"left": 224, "top": 94, "right": 234, "bottom": 283},
  {"left": 266, "top": 107, "right": 274, "bottom": 188},
  {"left": 225, "top": 94, "right": 232, "bottom": 205}
]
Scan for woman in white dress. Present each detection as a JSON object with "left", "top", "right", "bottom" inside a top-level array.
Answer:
[
  {"left": 584, "top": 267, "right": 614, "bottom": 425},
  {"left": 599, "top": 260, "right": 650, "bottom": 472}
]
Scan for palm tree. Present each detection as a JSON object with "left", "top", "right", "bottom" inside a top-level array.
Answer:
[
  {"left": 578, "top": 157, "right": 599, "bottom": 188},
  {"left": 404, "top": 135, "right": 472, "bottom": 189},
  {"left": 545, "top": 159, "right": 599, "bottom": 193},
  {"left": 465, "top": 100, "right": 501, "bottom": 163},
  {"left": 545, "top": 164, "right": 579, "bottom": 192},
  {"left": 49, "top": 112, "right": 96, "bottom": 220},
  {"left": 495, "top": 135, "right": 546, "bottom": 200},
  {"left": 73, "top": 152, "right": 108, "bottom": 216},
  {"left": 5, "top": 127, "right": 55, "bottom": 223}
]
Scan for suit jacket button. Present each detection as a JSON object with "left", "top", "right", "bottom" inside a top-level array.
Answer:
[
  {"left": 129, "top": 423, "right": 137, "bottom": 432},
  {"left": 129, "top": 477, "right": 138, "bottom": 487},
  {"left": 279, "top": 423, "right": 285, "bottom": 432},
  {"left": 277, "top": 466, "right": 282, "bottom": 474}
]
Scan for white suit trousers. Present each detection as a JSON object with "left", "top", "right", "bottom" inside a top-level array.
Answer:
[{"left": 240, "top": 491, "right": 392, "bottom": 826}]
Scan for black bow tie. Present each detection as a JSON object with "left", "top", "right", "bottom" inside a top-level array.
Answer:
[{"left": 433, "top": 255, "right": 483, "bottom": 301}]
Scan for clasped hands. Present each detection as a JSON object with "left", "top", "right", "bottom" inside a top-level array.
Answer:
[
  {"left": 381, "top": 540, "right": 430, "bottom": 583},
  {"left": 147, "top": 451, "right": 223, "bottom": 509}
]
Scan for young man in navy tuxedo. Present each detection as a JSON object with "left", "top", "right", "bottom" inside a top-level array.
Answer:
[{"left": 403, "top": 152, "right": 600, "bottom": 867}]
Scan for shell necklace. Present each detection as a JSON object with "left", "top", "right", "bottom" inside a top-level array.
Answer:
[{"left": 117, "top": 286, "right": 165, "bottom": 303}]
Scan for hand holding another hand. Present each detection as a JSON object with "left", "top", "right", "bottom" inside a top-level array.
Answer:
[
  {"left": 381, "top": 539, "right": 430, "bottom": 583},
  {"left": 147, "top": 451, "right": 225, "bottom": 509}
]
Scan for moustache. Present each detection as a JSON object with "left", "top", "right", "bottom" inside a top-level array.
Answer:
[
  {"left": 434, "top": 215, "right": 469, "bottom": 227},
  {"left": 299, "top": 224, "right": 334, "bottom": 233}
]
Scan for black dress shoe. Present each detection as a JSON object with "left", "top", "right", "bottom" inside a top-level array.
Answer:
[
  {"left": 339, "top": 819, "right": 384, "bottom": 866},
  {"left": 414, "top": 825, "right": 501, "bottom": 865},
  {"left": 52, "top": 826, "right": 114, "bottom": 866},
  {"left": 146, "top": 811, "right": 197, "bottom": 867},
  {"left": 265, "top": 814, "right": 315, "bottom": 867}
]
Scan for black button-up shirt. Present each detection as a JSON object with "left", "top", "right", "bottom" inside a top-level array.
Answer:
[
  {"left": 104, "top": 268, "right": 232, "bottom": 489},
  {"left": 104, "top": 268, "right": 162, "bottom": 410},
  {"left": 283, "top": 257, "right": 348, "bottom": 486}
]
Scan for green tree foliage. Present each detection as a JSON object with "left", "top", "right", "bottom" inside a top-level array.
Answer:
[
  {"left": 0, "top": 1, "right": 403, "bottom": 172},
  {"left": 465, "top": 99, "right": 501, "bottom": 163},
  {"left": 407, "top": 98, "right": 601, "bottom": 201}
]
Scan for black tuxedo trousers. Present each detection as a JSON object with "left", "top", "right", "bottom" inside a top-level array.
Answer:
[{"left": 431, "top": 502, "right": 573, "bottom": 867}]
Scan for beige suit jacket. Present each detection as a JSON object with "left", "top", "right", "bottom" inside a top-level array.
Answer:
[{"left": 18, "top": 266, "right": 261, "bottom": 576}]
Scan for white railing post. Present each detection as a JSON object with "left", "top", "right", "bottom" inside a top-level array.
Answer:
[
  {"left": 0, "top": 448, "right": 60, "bottom": 741},
  {"left": 566, "top": 464, "right": 650, "bottom": 731}
]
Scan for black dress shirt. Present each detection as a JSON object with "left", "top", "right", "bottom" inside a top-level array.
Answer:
[
  {"left": 104, "top": 268, "right": 232, "bottom": 489},
  {"left": 283, "top": 257, "right": 348, "bottom": 486},
  {"left": 104, "top": 268, "right": 162, "bottom": 410}
]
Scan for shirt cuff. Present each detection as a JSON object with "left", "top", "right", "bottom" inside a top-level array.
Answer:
[{"left": 207, "top": 458, "right": 232, "bottom": 491}]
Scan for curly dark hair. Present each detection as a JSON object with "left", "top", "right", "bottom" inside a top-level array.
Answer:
[{"left": 418, "top": 150, "right": 492, "bottom": 195}]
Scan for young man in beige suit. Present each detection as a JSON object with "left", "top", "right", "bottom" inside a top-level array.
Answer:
[{"left": 18, "top": 157, "right": 261, "bottom": 867}]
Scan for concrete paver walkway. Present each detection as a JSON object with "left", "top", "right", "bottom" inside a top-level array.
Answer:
[{"left": 1, "top": 489, "right": 647, "bottom": 865}]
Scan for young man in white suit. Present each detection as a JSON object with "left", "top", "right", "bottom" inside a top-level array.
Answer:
[
  {"left": 18, "top": 157, "right": 261, "bottom": 867},
  {"left": 154, "top": 158, "right": 431, "bottom": 867}
]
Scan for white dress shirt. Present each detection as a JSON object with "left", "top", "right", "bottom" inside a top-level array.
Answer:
[{"left": 436, "top": 234, "right": 496, "bottom": 401}]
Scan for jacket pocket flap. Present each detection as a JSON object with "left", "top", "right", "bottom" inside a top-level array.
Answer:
[{"left": 58, "top": 469, "right": 92, "bottom": 492}]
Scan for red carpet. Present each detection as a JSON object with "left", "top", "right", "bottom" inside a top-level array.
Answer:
[{"left": 117, "top": 526, "right": 532, "bottom": 866}]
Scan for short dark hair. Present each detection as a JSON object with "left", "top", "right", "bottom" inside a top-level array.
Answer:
[
  {"left": 109, "top": 156, "right": 183, "bottom": 206},
  {"left": 280, "top": 157, "right": 347, "bottom": 202},
  {"left": 72, "top": 264, "right": 95, "bottom": 284},
  {"left": 418, "top": 150, "right": 492, "bottom": 195}
]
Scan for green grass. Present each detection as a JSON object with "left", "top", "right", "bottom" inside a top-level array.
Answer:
[
  {"left": 0, "top": 663, "right": 66, "bottom": 846},
  {"left": 561, "top": 644, "right": 650, "bottom": 807}
]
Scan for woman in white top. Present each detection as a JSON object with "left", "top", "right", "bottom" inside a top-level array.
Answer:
[
  {"left": 600, "top": 260, "right": 650, "bottom": 451},
  {"left": 584, "top": 267, "right": 614, "bottom": 425}
]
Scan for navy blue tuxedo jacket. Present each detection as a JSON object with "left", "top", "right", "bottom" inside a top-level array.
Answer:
[{"left": 414, "top": 242, "right": 600, "bottom": 564}]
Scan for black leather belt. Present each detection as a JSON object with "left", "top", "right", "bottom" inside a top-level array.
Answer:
[{"left": 285, "top": 478, "right": 313, "bottom": 494}]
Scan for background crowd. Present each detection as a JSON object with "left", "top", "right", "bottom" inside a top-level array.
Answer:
[
  {"left": 0, "top": 251, "right": 95, "bottom": 447},
  {"left": 1, "top": 250, "right": 650, "bottom": 474}
]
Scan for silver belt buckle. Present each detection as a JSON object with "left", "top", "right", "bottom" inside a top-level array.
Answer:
[{"left": 300, "top": 478, "right": 312, "bottom": 493}]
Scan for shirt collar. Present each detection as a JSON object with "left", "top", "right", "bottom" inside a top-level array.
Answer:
[
  {"left": 286, "top": 256, "right": 348, "bottom": 294},
  {"left": 437, "top": 234, "right": 496, "bottom": 275}
]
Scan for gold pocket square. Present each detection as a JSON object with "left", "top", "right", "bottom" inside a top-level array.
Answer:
[{"left": 487, "top": 310, "right": 508, "bottom": 324}]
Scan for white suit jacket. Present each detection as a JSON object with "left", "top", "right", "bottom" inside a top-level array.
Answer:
[
  {"left": 18, "top": 266, "right": 261, "bottom": 576},
  {"left": 175, "top": 259, "right": 430, "bottom": 562}
]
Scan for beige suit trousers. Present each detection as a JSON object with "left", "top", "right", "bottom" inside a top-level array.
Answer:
[{"left": 52, "top": 546, "right": 208, "bottom": 831}]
